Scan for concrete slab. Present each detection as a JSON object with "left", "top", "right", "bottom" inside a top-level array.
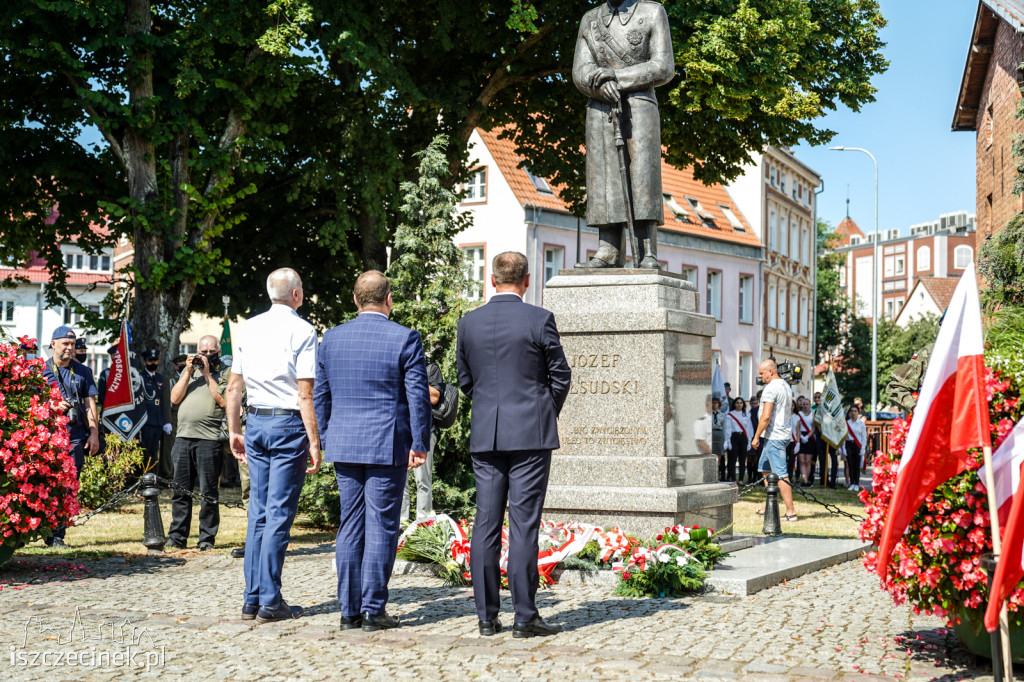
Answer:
[{"left": 704, "top": 536, "right": 871, "bottom": 595}]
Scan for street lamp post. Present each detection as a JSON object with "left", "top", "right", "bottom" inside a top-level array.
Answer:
[{"left": 829, "top": 146, "right": 878, "bottom": 420}]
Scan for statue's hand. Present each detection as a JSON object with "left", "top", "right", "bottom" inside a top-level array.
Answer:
[
  {"left": 593, "top": 68, "right": 616, "bottom": 86},
  {"left": 599, "top": 80, "right": 621, "bottom": 103}
]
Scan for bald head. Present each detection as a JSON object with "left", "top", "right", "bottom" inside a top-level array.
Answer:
[
  {"left": 267, "top": 268, "right": 303, "bottom": 309},
  {"left": 353, "top": 270, "right": 392, "bottom": 314},
  {"left": 758, "top": 359, "right": 779, "bottom": 384},
  {"left": 198, "top": 335, "right": 219, "bottom": 353}
]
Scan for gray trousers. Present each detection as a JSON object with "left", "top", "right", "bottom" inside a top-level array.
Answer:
[{"left": 401, "top": 431, "right": 437, "bottom": 521}]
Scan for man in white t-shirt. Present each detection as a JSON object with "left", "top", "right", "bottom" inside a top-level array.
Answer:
[{"left": 750, "top": 359, "right": 797, "bottom": 520}]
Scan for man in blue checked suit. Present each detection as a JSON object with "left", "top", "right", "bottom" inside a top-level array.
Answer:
[
  {"left": 314, "top": 270, "right": 431, "bottom": 633},
  {"left": 457, "top": 251, "right": 572, "bottom": 638}
]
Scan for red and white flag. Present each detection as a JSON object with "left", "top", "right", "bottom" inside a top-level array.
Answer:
[
  {"left": 979, "top": 417, "right": 1024, "bottom": 530},
  {"left": 103, "top": 320, "right": 135, "bottom": 415},
  {"left": 875, "top": 262, "right": 991, "bottom": 576},
  {"left": 982, "top": 418, "right": 1024, "bottom": 632}
]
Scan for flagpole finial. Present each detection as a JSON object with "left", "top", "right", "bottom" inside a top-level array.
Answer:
[{"left": 221, "top": 295, "right": 230, "bottom": 319}]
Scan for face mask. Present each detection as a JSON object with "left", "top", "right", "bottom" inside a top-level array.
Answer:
[{"left": 146, "top": 363, "right": 158, "bottom": 372}]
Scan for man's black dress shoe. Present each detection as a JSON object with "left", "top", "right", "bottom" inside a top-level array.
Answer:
[
  {"left": 478, "top": 618, "right": 502, "bottom": 636},
  {"left": 512, "top": 617, "right": 561, "bottom": 638},
  {"left": 339, "top": 615, "right": 363, "bottom": 631},
  {"left": 361, "top": 612, "right": 399, "bottom": 632},
  {"left": 255, "top": 600, "right": 303, "bottom": 623},
  {"left": 231, "top": 545, "right": 245, "bottom": 558},
  {"left": 241, "top": 603, "right": 258, "bottom": 621}
]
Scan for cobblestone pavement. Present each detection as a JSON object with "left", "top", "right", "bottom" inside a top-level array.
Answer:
[{"left": 0, "top": 545, "right": 997, "bottom": 681}]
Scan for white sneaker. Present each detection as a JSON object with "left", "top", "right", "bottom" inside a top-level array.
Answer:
[{"left": 848, "top": 484, "right": 857, "bottom": 491}]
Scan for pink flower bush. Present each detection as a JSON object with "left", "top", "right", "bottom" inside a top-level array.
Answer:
[
  {"left": 0, "top": 337, "right": 79, "bottom": 548},
  {"left": 859, "top": 366, "right": 1023, "bottom": 627}
]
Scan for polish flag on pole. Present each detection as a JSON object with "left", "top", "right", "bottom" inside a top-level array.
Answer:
[
  {"left": 983, "top": 418, "right": 1024, "bottom": 632},
  {"left": 875, "top": 262, "right": 991, "bottom": 576}
]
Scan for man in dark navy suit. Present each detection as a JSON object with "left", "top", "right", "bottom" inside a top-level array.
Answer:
[
  {"left": 314, "top": 270, "right": 431, "bottom": 633},
  {"left": 457, "top": 252, "right": 572, "bottom": 638}
]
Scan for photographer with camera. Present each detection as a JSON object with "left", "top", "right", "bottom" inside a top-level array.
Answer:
[
  {"left": 167, "top": 335, "right": 229, "bottom": 550},
  {"left": 750, "top": 359, "right": 798, "bottom": 522},
  {"left": 42, "top": 326, "right": 100, "bottom": 548}
]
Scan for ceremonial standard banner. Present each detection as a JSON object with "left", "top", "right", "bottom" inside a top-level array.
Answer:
[
  {"left": 102, "top": 321, "right": 135, "bottom": 415},
  {"left": 711, "top": 360, "right": 725, "bottom": 402},
  {"left": 816, "top": 368, "right": 848, "bottom": 449},
  {"left": 220, "top": 317, "right": 233, "bottom": 366}
]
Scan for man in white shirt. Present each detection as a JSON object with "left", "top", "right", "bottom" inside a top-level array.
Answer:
[
  {"left": 227, "top": 268, "right": 322, "bottom": 623},
  {"left": 750, "top": 360, "right": 798, "bottom": 520}
]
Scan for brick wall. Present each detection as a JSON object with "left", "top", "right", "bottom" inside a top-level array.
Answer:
[{"left": 975, "top": 20, "right": 1024, "bottom": 242}]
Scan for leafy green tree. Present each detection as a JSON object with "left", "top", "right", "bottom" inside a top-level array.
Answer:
[
  {"left": 386, "top": 135, "right": 476, "bottom": 508},
  {"left": 979, "top": 212, "right": 1024, "bottom": 310},
  {"left": 815, "top": 218, "right": 848, "bottom": 362}
]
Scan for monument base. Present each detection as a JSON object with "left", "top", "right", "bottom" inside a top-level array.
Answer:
[{"left": 543, "top": 269, "right": 737, "bottom": 538}]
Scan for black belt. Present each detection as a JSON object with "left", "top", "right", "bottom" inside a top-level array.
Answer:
[{"left": 247, "top": 407, "right": 301, "bottom": 417}]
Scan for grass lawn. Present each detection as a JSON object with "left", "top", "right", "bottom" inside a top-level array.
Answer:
[
  {"left": 732, "top": 481, "right": 867, "bottom": 539},
  {"left": 14, "top": 487, "right": 335, "bottom": 561}
]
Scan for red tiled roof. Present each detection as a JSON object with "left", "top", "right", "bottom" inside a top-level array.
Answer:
[
  {"left": 834, "top": 216, "right": 865, "bottom": 247},
  {"left": 476, "top": 126, "right": 760, "bottom": 248},
  {"left": 918, "top": 277, "right": 959, "bottom": 311},
  {"left": 0, "top": 266, "right": 110, "bottom": 286}
]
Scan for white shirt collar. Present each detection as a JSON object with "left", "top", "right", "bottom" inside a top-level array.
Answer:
[
  {"left": 270, "top": 303, "right": 298, "bottom": 316},
  {"left": 491, "top": 292, "right": 524, "bottom": 301}
]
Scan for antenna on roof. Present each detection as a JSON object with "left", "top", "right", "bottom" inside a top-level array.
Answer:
[{"left": 846, "top": 184, "right": 850, "bottom": 218}]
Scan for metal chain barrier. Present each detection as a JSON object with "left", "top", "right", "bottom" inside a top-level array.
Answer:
[
  {"left": 785, "top": 479, "right": 866, "bottom": 523},
  {"left": 735, "top": 475, "right": 767, "bottom": 498},
  {"left": 71, "top": 481, "right": 141, "bottom": 526},
  {"left": 155, "top": 476, "right": 246, "bottom": 510}
]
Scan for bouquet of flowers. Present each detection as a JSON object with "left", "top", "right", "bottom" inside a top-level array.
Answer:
[
  {"left": 613, "top": 543, "right": 706, "bottom": 598},
  {"left": 0, "top": 337, "right": 80, "bottom": 553},
  {"left": 859, "top": 366, "right": 1024, "bottom": 629},
  {"left": 659, "top": 524, "right": 729, "bottom": 570},
  {"left": 396, "top": 516, "right": 472, "bottom": 586}
]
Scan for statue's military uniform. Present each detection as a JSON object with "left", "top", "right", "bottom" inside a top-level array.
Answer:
[
  {"left": 886, "top": 343, "right": 933, "bottom": 413},
  {"left": 572, "top": 0, "right": 674, "bottom": 267}
]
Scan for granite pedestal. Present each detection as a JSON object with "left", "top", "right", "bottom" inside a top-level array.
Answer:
[{"left": 542, "top": 269, "right": 736, "bottom": 537}]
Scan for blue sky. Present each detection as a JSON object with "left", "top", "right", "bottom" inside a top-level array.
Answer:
[{"left": 794, "top": 0, "right": 979, "bottom": 236}]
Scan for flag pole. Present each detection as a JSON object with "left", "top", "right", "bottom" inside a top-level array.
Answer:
[{"left": 982, "top": 443, "right": 1014, "bottom": 679}]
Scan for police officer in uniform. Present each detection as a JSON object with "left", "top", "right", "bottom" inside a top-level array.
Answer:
[
  {"left": 886, "top": 343, "right": 933, "bottom": 413},
  {"left": 140, "top": 348, "right": 172, "bottom": 470},
  {"left": 75, "top": 337, "right": 89, "bottom": 365}
]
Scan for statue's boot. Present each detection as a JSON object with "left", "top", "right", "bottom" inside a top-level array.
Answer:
[
  {"left": 638, "top": 224, "right": 660, "bottom": 269},
  {"left": 577, "top": 227, "right": 623, "bottom": 268}
]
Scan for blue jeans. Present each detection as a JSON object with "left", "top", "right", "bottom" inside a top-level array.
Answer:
[
  {"left": 758, "top": 438, "right": 791, "bottom": 479},
  {"left": 243, "top": 413, "right": 308, "bottom": 608}
]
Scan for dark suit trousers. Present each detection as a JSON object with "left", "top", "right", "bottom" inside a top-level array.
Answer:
[
  {"left": 334, "top": 463, "right": 405, "bottom": 617},
  {"left": 470, "top": 449, "right": 551, "bottom": 623}
]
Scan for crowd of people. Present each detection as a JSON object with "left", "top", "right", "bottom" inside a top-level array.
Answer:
[{"left": 699, "top": 376, "right": 872, "bottom": 498}]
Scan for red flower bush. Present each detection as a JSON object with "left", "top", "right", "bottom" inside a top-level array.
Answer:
[
  {"left": 0, "top": 337, "right": 79, "bottom": 547},
  {"left": 860, "top": 366, "right": 1024, "bottom": 627}
]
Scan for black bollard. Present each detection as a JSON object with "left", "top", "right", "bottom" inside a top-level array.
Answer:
[
  {"left": 980, "top": 553, "right": 1005, "bottom": 682},
  {"left": 140, "top": 473, "right": 167, "bottom": 554},
  {"left": 762, "top": 473, "right": 783, "bottom": 536}
]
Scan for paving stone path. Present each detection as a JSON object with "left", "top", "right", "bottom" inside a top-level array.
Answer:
[{"left": 0, "top": 545, "right": 996, "bottom": 680}]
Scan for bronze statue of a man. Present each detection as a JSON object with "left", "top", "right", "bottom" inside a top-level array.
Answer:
[{"left": 573, "top": 0, "right": 674, "bottom": 269}]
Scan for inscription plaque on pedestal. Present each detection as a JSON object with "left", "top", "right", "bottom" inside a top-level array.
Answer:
[{"left": 542, "top": 269, "right": 737, "bottom": 537}]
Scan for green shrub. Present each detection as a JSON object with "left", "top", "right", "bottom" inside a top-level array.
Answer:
[
  {"left": 296, "top": 461, "right": 339, "bottom": 529},
  {"left": 78, "top": 436, "right": 144, "bottom": 509}
]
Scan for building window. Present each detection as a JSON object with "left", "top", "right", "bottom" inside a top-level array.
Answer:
[
  {"left": 884, "top": 299, "right": 895, "bottom": 319},
  {"left": 738, "top": 275, "right": 753, "bottom": 324},
  {"left": 778, "top": 288, "right": 787, "bottom": 331},
  {"left": 525, "top": 166, "right": 553, "bottom": 194},
  {"left": 102, "top": 255, "right": 111, "bottom": 271},
  {"left": 0, "top": 300, "right": 13, "bottom": 324},
  {"left": 780, "top": 172, "right": 787, "bottom": 194},
  {"left": 738, "top": 353, "right": 752, "bottom": 400},
  {"left": 916, "top": 245, "right": 931, "bottom": 272},
  {"left": 664, "top": 193, "right": 690, "bottom": 221},
  {"left": 461, "top": 246, "right": 486, "bottom": 301},
  {"left": 62, "top": 304, "right": 101, "bottom": 326},
  {"left": 719, "top": 204, "right": 744, "bottom": 231},
  {"left": 802, "top": 227, "right": 810, "bottom": 266},
  {"left": 790, "top": 222, "right": 798, "bottom": 262},
  {"left": 883, "top": 255, "right": 894, "bottom": 278},
  {"left": 780, "top": 216, "right": 789, "bottom": 257},
  {"left": 686, "top": 197, "right": 715, "bottom": 225},
  {"left": 179, "top": 343, "right": 198, "bottom": 355},
  {"left": 789, "top": 291, "right": 798, "bottom": 333},
  {"left": 681, "top": 266, "right": 697, "bottom": 284},
  {"left": 954, "top": 245, "right": 973, "bottom": 269},
  {"left": 895, "top": 255, "right": 905, "bottom": 275},
  {"left": 706, "top": 270, "right": 722, "bottom": 321},
  {"left": 799, "top": 294, "right": 808, "bottom": 336},
  {"left": 768, "top": 283, "right": 777, "bottom": 328},
  {"left": 462, "top": 168, "right": 486, "bottom": 203},
  {"left": 769, "top": 212, "right": 776, "bottom": 251},
  {"left": 543, "top": 246, "right": 564, "bottom": 285},
  {"left": 770, "top": 167, "right": 777, "bottom": 187}
]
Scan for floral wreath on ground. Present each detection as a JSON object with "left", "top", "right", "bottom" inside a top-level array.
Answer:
[
  {"left": 396, "top": 515, "right": 727, "bottom": 598},
  {"left": 0, "top": 337, "right": 80, "bottom": 552},
  {"left": 859, "top": 366, "right": 1024, "bottom": 630}
]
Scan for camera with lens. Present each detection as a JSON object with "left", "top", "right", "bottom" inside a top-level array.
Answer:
[
  {"left": 192, "top": 353, "right": 220, "bottom": 373},
  {"left": 755, "top": 352, "right": 804, "bottom": 387},
  {"left": 66, "top": 405, "right": 80, "bottom": 425}
]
